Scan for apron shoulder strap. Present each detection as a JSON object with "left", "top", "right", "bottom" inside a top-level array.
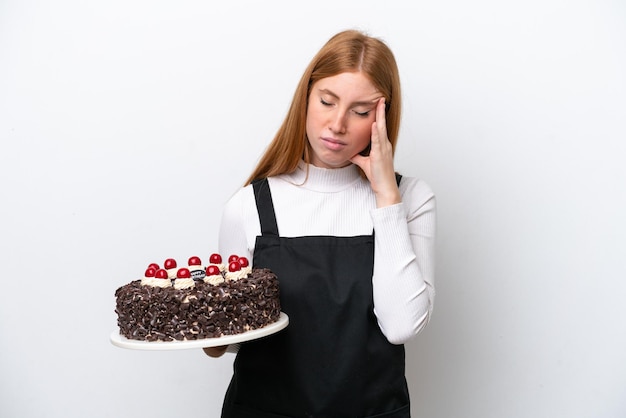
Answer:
[{"left": 252, "top": 178, "right": 279, "bottom": 237}]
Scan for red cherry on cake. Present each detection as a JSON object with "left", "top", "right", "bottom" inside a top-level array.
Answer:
[
  {"left": 155, "top": 269, "right": 169, "bottom": 279},
  {"left": 228, "top": 254, "right": 239, "bottom": 263},
  {"left": 144, "top": 267, "right": 157, "bottom": 277},
  {"left": 147, "top": 263, "right": 160, "bottom": 271},
  {"left": 209, "top": 253, "right": 222, "bottom": 264},
  {"left": 238, "top": 257, "right": 249, "bottom": 268},
  {"left": 188, "top": 256, "right": 202, "bottom": 266},
  {"left": 164, "top": 258, "right": 177, "bottom": 270},
  {"left": 177, "top": 268, "right": 191, "bottom": 279},
  {"left": 206, "top": 265, "right": 220, "bottom": 276},
  {"left": 228, "top": 261, "right": 242, "bottom": 272}
]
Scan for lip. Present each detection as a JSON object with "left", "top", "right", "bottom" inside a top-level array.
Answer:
[{"left": 320, "top": 137, "right": 347, "bottom": 151}]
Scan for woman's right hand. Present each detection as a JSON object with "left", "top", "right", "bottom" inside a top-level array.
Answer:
[{"left": 203, "top": 345, "right": 228, "bottom": 358}]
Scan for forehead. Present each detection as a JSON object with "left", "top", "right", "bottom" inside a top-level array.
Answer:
[{"left": 312, "top": 72, "right": 380, "bottom": 100}]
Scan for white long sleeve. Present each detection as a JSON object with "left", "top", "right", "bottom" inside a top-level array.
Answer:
[{"left": 218, "top": 161, "right": 436, "bottom": 344}]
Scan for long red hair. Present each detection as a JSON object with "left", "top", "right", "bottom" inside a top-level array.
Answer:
[{"left": 245, "top": 30, "right": 402, "bottom": 185}]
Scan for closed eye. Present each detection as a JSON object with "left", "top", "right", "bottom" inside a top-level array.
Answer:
[{"left": 320, "top": 95, "right": 372, "bottom": 117}]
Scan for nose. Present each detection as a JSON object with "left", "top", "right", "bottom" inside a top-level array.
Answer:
[{"left": 329, "top": 109, "right": 347, "bottom": 134}]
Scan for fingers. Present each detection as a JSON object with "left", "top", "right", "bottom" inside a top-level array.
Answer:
[
  {"left": 370, "top": 98, "right": 389, "bottom": 153},
  {"left": 371, "top": 98, "right": 392, "bottom": 157},
  {"left": 375, "top": 98, "right": 387, "bottom": 139},
  {"left": 351, "top": 97, "right": 393, "bottom": 189},
  {"left": 203, "top": 345, "right": 228, "bottom": 358},
  {"left": 367, "top": 98, "right": 400, "bottom": 206},
  {"left": 349, "top": 153, "right": 369, "bottom": 174}
]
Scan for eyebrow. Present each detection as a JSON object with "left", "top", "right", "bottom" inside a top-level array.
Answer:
[{"left": 318, "top": 88, "right": 380, "bottom": 107}]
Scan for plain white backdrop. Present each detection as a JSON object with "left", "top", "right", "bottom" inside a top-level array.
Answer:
[{"left": 1, "top": 1, "right": 625, "bottom": 417}]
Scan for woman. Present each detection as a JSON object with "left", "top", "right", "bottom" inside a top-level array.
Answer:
[{"left": 206, "top": 29, "right": 436, "bottom": 417}]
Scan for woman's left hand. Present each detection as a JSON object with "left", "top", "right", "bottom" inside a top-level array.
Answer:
[
  {"left": 350, "top": 98, "right": 401, "bottom": 208},
  {"left": 203, "top": 345, "right": 228, "bottom": 358}
]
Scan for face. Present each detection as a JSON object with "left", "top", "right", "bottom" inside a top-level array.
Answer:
[{"left": 305, "top": 72, "right": 381, "bottom": 168}]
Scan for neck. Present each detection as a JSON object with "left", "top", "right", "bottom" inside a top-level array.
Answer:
[{"left": 282, "top": 161, "right": 361, "bottom": 192}]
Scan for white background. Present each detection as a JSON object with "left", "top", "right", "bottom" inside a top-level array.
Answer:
[{"left": 1, "top": 1, "right": 625, "bottom": 417}]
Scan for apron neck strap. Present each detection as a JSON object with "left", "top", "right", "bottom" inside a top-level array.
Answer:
[{"left": 252, "top": 178, "right": 279, "bottom": 236}]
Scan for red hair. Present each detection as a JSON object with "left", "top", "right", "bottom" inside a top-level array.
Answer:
[{"left": 245, "top": 30, "right": 402, "bottom": 185}]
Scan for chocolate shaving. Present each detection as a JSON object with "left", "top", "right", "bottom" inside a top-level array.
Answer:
[{"left": 115, "top": 269, "right": 281, "bottom": 342}]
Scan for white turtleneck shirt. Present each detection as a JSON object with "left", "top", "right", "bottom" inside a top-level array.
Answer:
[{"left": 219, "top": 161, "right": 436, "bottom": 344}]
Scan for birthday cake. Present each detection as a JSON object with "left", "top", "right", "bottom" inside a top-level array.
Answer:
[{"left": 114, "top": 254, "right": 281, "bottom": 342}]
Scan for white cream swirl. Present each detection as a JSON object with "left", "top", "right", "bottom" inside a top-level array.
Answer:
[
  {"left": 141, "top": 277, "right": 172, "bottom": 288},
  {"left": 225, "top": 270, "right": 248, "bottom": 281},
  {"left": 204, "top": 274, "right": 225, "bottom": 285},
  {"left": 173, "top": 278, "right": 195, "bottom": 290}
]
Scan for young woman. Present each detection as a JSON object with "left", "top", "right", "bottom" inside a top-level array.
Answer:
[{"left": 205, "top": 29, "right": 436, "bottom": 418}]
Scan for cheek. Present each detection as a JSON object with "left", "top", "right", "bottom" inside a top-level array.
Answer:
[
  {"left": 352, "top": 121, "right": 372, "bottom": 146},
  {"left": 305, "top": 103, "right": 322, "bottom": 135}
]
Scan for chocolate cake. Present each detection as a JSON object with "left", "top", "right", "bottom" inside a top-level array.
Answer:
[{"left": 114, "top": 254, "right": 281, "bottom": 342}]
